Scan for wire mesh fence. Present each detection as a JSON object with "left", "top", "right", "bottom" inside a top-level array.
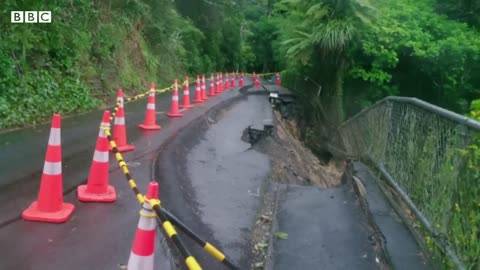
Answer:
[{"left": 329, "top": 97, "right": 480, "bottom": 269}]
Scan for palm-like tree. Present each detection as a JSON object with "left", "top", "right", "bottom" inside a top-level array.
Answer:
[{"left": 278, "top": 0, "right": 374, "bottom": 123}]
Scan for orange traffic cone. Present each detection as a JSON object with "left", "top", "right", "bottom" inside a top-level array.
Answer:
[
  {"left": 216, "top": 73, "right": 221, "bottom": 94},
  {"left": 22, "top": 114, "right": 75, "bottom": 223},
  {"left": 78, "top": 110, "right": 116, "bottom": 202},
  {"left": 113, "top": 89, "right": 135, "bottom": 152},
  {"left": 139, "top": 82, "right": 161, "bottom": 130},
  {"left": 276, "top": 73, "right": 281, "bottom": 86},
  {"left": 231, "top": 72, "right": 235, "bottom": 87},
  {"left": 218, "top": 73, "right": 222, "bottom": 92},
  {"left": 220, "top": 72, "right": 225, "bottom": 92},
  {"left": 167, "top": 80, "right": 183, "bottom": 117},
  {"left": 180, "top": 77, "right": 193, "bottom": 109},
  {"left": 222, "top": 73, "right": 225, "bottom": 91},
  {"left": 255, "top": 77, "right": 260, "bottom": 88},
  {"left": 193, "top": 75, "right": 203, "bottom": 103},
  {"left": 239, "top": 72, "right": 244, "bottom": 87},
  {"left": 127, "top": 181, "right": 159, "bottom": 270},
  {"left": 201, "top": 74, "right": 208, "bottom": 101},
  {"left": 209, "top": 74, "right": 216, "bottom": 96},
  {"left": 225, "top": 72, "right": 230, "bottom": 89}
]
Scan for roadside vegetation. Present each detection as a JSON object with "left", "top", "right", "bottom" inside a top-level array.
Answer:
[
  {"left": 1, "top": 0, "right": 480, "bottom": 128},
  {"left": 1, "top": 1, "right": 479, "bottom": 266},
  {"left": 0, "top": 0, "right": 258, "bottom": 128}
]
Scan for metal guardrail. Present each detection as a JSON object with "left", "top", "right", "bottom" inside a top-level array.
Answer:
[{"left": 330, "top": 96, "right": 480, "bottom": 270}]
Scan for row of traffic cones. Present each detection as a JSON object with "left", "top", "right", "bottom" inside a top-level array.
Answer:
[
  {"left": 21, "top": 71, "right": 267, "bottom": 268},
  {"left": 21, "top": 111, "right": 118, "bottom": 223},
  {"left": 251, "top": 72, "right": 282, "bottom": 88},
  {"left": 19, "top": 112, "right": 160, "bottom": 267},
  {"left": 21, "top": 71, "right": 245, "bottom": 223},
  {"left": 166, "top": 72, "right": 243, "bottom": 119}
]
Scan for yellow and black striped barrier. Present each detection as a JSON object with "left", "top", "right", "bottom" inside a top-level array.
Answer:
[
  {"left": 103, "top": 127, "right": 202, "bottom": 270},
  {"left": 245, "top": 71, "right": 279, "bottom": 77},
  {"left": 102, "top": 127, "right": 239, "bottom": 270},
  {"left": 107, "top": 71, "right": 276, "bottom": 122},
  {"left": 108, "top": 100, "right": 121, "bottom": 122},
  {"left": 154, "top": 84, "right": 175, "bottom": 94},
  {"left": 107, "top": 84, "right": 174, "bottom": 122},
  {"left": 160, "top": 208, "right": 239, "bottom": 269}
]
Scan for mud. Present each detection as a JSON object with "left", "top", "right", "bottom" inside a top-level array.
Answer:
[{"left": 251, "top": 110, "right": 343, "bottom": 188}]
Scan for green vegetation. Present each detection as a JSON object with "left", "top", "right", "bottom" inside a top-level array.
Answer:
[
  {"left": 243, "top": 0, "right": 480, "bottom": 268},
  {"left": 0, "top": 0, "right": 256, "bottom": 128},
  {"left": 249, "top": 0, "right": 480, "bottom": 126},
  {"left": 449, "top": 100, "right": 480, "bottom": 269},
  {"left": 411, "top": 99, "right": 480, "bottom": 269},
  {"left": 1, "top": 0, "right": 479, "bottom": 267},
  {"left": 1, "top": 0, "right": 479, "bottom": 130}
]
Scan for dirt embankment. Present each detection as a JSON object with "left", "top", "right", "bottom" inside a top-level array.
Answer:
[
  {"left": 256, "top": 110, "right": 343, "bottom": 187},
  {"left": 248, "top": 109, "right": 346, "bottom": 269}
]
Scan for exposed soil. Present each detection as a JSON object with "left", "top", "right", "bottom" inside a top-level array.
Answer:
[
  {"left": 248, "top": 177, "right": 277, "bottom": 270},
  {"left": 247, "top": 109, "right": 346, "bottom": 269},
  {"left": 254, "top": 110, "right": 343, "bottom": 188}
]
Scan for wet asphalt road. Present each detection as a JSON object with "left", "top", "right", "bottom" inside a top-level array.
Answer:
[
  {"left": 0, "top": 77, "right": 259, "bottom": 269},
  {"left": 352, "top": 162, "right": 433, "bottom": 270},
  {"left": 155, "top": 94, "right": 273, "bottom": 269},
  {"left": 272, "top": 184, "right": 379, "bottom": 270},
  {"left": 0, "top": 77, "right": 411, "bottom": 270}
]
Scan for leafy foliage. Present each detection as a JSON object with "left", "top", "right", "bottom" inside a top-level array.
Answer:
[
  {"left": 251, "top": 2, "right": 480, "bottom": 266},
  {"left": 253, "top": 0, "right": 480, "bottom": 125},
  {"left": 0, "top": 0, "right": 259, "bottom": 129},
  {"left": 347, "top": 0, "right": 480, "bottom": 115}
]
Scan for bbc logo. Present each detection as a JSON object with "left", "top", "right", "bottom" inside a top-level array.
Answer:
[{"left": 11, "top": 11, "right": 51, "bottom": 23}]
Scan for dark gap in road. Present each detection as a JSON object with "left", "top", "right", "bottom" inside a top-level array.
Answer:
[{"left": 241, "top": 122, "right": 274, "bottom": 146}]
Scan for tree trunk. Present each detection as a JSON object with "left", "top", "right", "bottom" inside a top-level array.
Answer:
[
  {"left": 267, "top": 0, "right": 274, "bottom": 16},
  {"left": 334, "top": 59, "right": 345, "bottom": 123}
]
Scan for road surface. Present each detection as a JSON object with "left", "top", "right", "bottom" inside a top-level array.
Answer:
[
  {"left": 0, "top": 78, "right": 255, "bottom": 270},
  {"left": 0, "top": 76, "right": 429, "bottom": 270}
]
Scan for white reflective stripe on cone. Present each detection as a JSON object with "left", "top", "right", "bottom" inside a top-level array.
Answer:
[
  {"left": 43, "top": 161, "right": 62, "bottom": 175},
  {"left": 172, "top": 96, "right": 179, "bottom": 101},
  {"left": 183, "top": 91, "right": 189, "bottom": 95},
  {"left": 115, "top": 117, "right": 125, "bottom": 125},
  {"left": 138, "top": 210, "right": 156, "bottom": 230},
  {"left": 98, "top": 128, "right": 107, "bottom": 138},
  {"left": 93, "top": 150, "right": 109, "bottom": 163},
  {"left": 149, "top": 93, "right": 155, "bottom": 97},
  {"left": 128, "top": 252, "right": 154, "bottom": 270},
  {"left": 48, "top": 128, "right": 61, "bottom": 146},
  {"left": 147, "top": 103, "right": 155, "bottom": 110},
  {"left": 116, "top": 97, "right": 124, "bottom": 107}
]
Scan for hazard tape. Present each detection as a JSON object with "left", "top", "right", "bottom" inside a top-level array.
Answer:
[{"left": 101, "top": 127, "right": 239, "bottom": 270}]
